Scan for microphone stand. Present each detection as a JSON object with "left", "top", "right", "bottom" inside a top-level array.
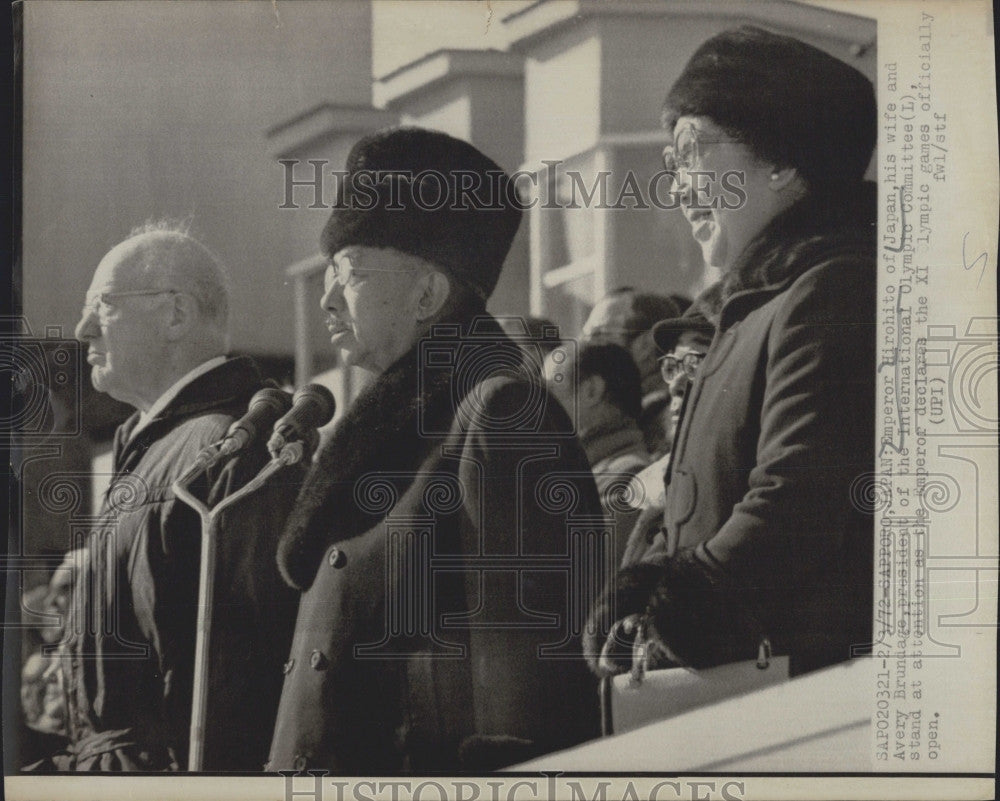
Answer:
[{"left": 172, "top": 438, "right": 310, "bottom": 772}]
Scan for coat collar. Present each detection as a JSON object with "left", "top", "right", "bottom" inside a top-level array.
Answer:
[
  {"left": 277, "top": 306, "right": 509, "bottom": 591},
  {"left": 689, "top": 183, "right": 877, "bottom": 333},
  {"left": 112, "top": 356, "right": 264, "bottom": 472},
  {"left": 130, "top": 356, "right": 228, "bottom": 441}
]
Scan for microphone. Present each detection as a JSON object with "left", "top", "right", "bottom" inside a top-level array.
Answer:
[
  {"left": 268, "top": 383, "right": 336, "bottom": 458},
  {"left": 218, "top": 387, "right": 293, "bottom": 457},
  {"left": 179, "top": 387, "right": 293, "bottom": 485}
]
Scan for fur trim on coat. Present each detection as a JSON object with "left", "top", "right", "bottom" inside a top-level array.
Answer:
[
  {"left": 277, "top": 306, "right": 513, "bottom": 591},
  {"left": 681, "top": 182, "right": 877, "bottom": 325},
  {"left": 721, "top": 181, "right": 877, "bottom": 302}
]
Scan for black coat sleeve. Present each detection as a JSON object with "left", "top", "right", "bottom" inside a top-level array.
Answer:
[{"left": 454, "top": 377, "right": 602, "bottom": 767}]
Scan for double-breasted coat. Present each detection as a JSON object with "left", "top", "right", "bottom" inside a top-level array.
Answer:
[{"left": 268, "top": 316, "right": 603, "bottom": 773}]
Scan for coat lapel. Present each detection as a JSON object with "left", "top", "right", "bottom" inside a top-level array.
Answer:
[
  {"left": 109, "top": 357, "right": 263, "bottom": 479},
  {"left": 277, "top": 311, "right": 509, "bottom": 592}
]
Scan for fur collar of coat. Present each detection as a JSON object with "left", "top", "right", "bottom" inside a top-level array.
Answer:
[
  {"left": 693, "top": 181, "right": 877, "bottom": 324},
  {"left": 277, "top": 305, "right": 511, "bottom": 591}
]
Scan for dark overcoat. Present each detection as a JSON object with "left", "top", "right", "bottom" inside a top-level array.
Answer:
[
  {"left": 267, "top": 315, "right": 603, "bottom": 773},
  {"left": 55, "top": 357, "right": 301, "bottom": 770},
  {"left": 603, "top": 189, "right": 877, "bottom": 676}
]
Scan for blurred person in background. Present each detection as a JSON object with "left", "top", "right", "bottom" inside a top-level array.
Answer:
[
  {"left": 580, "top": 287, "right": 681, "bottom": 457},
  {"left": 589, "top": 26, "right": 877, "bottom": 678},
  {"left": 18, "top": 550, "right": 82, "bottom": 763},
  {"left": 619, "top": 304, "right": 715, "bottom": 568},
  {"left": 543, "top": 342, "right": 651, "bottom": 568},
  {"left": 497, "top": 315, "right": 562, "bottom": 381}
]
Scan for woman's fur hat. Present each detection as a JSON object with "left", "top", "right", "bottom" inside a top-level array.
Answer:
[{"left": 663, "top": 26, "right": 877, "bottom": 191}]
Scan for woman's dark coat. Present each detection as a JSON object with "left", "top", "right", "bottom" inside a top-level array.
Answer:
[
  {"left": 594, "top": 189, "right": 877, "bottom": 676},
  {"left": 267, "top": 315, "right": 602, "bottom": 773}
]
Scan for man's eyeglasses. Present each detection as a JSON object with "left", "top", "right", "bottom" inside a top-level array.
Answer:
[
  {"left": 82, "top": 289, "right": 178, "bottom": 318},
  {"left": 325, "top": 255, "right": 419, "bottom": 288},
  {"left": 659, "top": 350, "right": 706, "bottom": 383}
]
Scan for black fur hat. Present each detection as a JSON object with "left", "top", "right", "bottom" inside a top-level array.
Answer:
[
  {"left": 663, "top": 26, "right": 876, "bottom": 191},
  {"left": 321, "top": 126, "right": 524, "bottom": 301}
]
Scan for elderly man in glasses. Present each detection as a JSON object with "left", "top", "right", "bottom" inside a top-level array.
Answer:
[
  {"left": 619, "top": 303, "right": 716, "bottom": 569},
  {"left": 267, "top": 127, "right": 601, "bottom": 774},
  {"left": 41, "top": 222, "right": 300, "bottom": 771}
]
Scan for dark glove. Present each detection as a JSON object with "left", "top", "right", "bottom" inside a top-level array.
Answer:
[
  {"left": 584, "top": 561, "right": 667, "bottom": 677},
  {"left": 586, "top": 549, "right": 762, "bottom": 675},
  {"left": 642, "top": 547, "right": 762, "bottom": 669}
]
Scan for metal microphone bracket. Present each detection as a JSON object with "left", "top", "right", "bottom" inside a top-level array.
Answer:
[
  {"left": 266, "top": 430, "right": 288, "bottom": 459},
  {"left": 217, "top": 435, "right": 244, "bottom": 458},
  {"left": 170, "top": 447, "right": 300, "bottom": 772},
  {"left": 175, "top": 440, "right": 227, "bottom": 487},
  {"left": 277, "top": 440, "right": 307, "bottom": 466}
]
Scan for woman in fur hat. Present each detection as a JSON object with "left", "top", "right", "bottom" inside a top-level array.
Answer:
[
  {"left": 267, "top": 127, "right": 601, "bottom": 773},
  {"left": 588, "top": 26, "right": 877, "bottom": 678}
]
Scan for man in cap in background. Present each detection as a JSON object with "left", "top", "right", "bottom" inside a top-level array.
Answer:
[
  {"left": 268, "top": 127, "right": 602, "bottom": 773},
  {"left": 619, "top": 299, "right": 716, "bottom": 568}
]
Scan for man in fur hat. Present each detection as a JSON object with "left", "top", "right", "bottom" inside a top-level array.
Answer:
[{"left": 267, "top": 127, "right": 602, "bottom": 773}]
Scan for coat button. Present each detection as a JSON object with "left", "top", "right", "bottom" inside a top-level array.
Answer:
[
  {"left": 282, "top": 658, "right": 295, "bottom": 674},
  {"left": 327, "top": 547, "right": 347, "bottom": 568},
  {"left": 309, "top": 649, "right": 328, "bottom": 670},
  {"left": 293, "top": 755, "right": 308, "bottom": 771}
]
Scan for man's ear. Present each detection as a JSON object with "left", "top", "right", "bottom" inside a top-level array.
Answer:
[
  {"left": 581, "top": 373, "right": 606, "bottom": 407},
  {"left": 164, "top": 292, "right": 197, "bottom": 341},
  {"left": 415, "top": 270, "right": 452, "bottom": 322}
]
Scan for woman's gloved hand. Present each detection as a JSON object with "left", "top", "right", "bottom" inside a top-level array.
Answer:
[{"left": 584, "top": 561, "right": 669, "bottom": 677}]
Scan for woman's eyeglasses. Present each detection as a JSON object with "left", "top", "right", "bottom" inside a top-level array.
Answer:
[
  {"left": 661, "top": 125, "right": 741, "bottom": 188},
  {"left": 661, "top": 131, "right": 700, "bottom": 175}
]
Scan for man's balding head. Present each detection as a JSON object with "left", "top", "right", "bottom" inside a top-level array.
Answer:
[
  {"left": 581, "top": 288, "right": 681, "bottom": 348},
  {"left": 113, "top": 223, "right": 231, "bottom": 333},
  {"left": 76, "top": 222, "right": 232, "bottom": 410}
]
